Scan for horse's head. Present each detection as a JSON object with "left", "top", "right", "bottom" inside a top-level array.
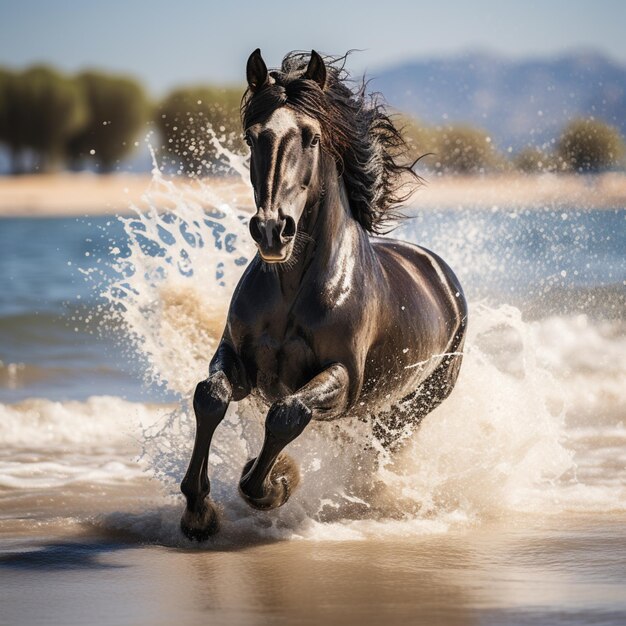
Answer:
[{"left": 243, "top": 49, "right": 327, "bottom": 263}]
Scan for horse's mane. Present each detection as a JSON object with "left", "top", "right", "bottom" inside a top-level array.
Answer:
[{"left": 241, "top": 51, "right": 421, "bottom": 234}]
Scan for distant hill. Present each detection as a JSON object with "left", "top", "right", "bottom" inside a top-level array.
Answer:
[{"left": 371, "top": 50, "right": 626, "bottom": 151}]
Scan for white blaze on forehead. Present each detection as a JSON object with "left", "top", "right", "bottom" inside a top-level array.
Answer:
[{"left": 262, "top": 107, "right": 299, "bottom": 136}]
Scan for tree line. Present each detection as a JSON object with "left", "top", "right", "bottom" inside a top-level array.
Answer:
[
  {"left": 0, "top": 66, "right": 148, "bottom": 173},
  {"left": 0, "top": 64, "right": 624, "bottom": 175},
  {"left": 401, "top": 117, "right": 626, "bottom": 175}
]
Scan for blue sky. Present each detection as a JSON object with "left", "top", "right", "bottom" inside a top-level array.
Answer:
[{"left": 1, "top": 0, "right": 625, "bottom": 94}]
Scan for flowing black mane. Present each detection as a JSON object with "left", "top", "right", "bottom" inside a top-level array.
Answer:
[{"left": 241, "top": 51, "right": 421, "bottom": 234}]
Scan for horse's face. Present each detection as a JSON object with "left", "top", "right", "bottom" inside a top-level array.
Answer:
[
  {"left": 244, "top": 48, "right": 327, "bottom": 264},
  {"left": 245, "top": 107, "right": 322, "bottom": 263}
]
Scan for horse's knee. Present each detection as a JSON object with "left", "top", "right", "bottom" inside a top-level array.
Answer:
[
  {"left": 193, "top": 372, "right": 232, "bottom": 425},
  {"left": 265, "top": 396, "right": 312, "bottom": 443}
]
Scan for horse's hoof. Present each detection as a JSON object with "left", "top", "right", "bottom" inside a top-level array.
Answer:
[
  {"left": 239, "top": 454, "right": 300, "bottom": 511},
  {"left": 180, "top": 501, "right": 220, "bottom": 541}
]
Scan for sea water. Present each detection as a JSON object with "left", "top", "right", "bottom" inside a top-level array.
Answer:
[{"left": 0, "top": 156, "right": 624, "bottom": 547}]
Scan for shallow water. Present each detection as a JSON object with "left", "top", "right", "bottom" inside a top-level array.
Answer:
[
  {"left": 2, "top": 511, "right": 625, "bottom": 626},
  {"left": 0, "top": 165, "right": 625, "bottom": 623}
]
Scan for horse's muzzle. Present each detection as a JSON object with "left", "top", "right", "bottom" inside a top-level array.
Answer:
[{"left": 249, "top": 214, "right": 296, "bottom": 262}]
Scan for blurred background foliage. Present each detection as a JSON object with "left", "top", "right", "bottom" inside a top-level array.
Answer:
[
  {"left": 556, "top": 119, "right": 626, "bottom": 173},
  {"left": 0, "top": 64, "right": 624, "bottom": 176},
  {"left": 155, "top": 86, "right": 243, "bottom": 176},
  {"left": 0, "top": 66, "right": 87, "bottom": 173},
  {"left": 66, "top": 71, "right": 149, "bottom": 172}
]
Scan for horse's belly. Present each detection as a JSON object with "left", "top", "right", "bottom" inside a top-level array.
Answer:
[{"left": 253, "top": 332, "right": 317, "bottom": 404}]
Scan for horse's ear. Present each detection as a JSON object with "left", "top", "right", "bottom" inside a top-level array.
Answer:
[
  {"left": 304, "top": 50, "right": 327, "bottom": 90},
  {"left": 246, "top": 48, "right": 269, "bottom": 92}
]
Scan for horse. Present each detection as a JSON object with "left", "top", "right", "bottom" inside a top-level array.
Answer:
[{"left": 180, "top": 49, "right": 467, "bottom": 540}]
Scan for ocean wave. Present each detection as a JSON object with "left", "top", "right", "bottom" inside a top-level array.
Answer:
[
  {"left": 0, "top": 395, "right": 168, "bottom": 448},
  {"left": 1, "top": 307, "right": 624, "bottom": 541},
  {"left": 0, "top": 396, "right": 168, "bottom": 491}
]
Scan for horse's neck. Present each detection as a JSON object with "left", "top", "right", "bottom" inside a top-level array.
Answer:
[
  {"left": 312, "top": 175, "right": 361, "bottom": 258},
  {"left": 277, "top": 174, "right": 370, "bottom": 295}
]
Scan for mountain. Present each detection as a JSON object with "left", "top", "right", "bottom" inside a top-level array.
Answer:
[{"left": 371, "top": 50, "right": 626, "bottom": 150}]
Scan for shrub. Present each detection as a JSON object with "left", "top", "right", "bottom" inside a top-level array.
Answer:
[
  {"left": 430, "top": 125, "right": 500, "bottom": 174},
  {"left": 556, "top": 118, "right": 625, "bottom": 172},
  {"left": 396, "top": 115, "right": 437, "bottom": 159},
  {"left": 512, "top": 147, "right": 553, "bottom": 173}
]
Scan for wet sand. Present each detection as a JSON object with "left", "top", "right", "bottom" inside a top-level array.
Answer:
[
  {"left": 0, "top": 172, "right": 625, "bottom": 217},
  {"left": 0, "top": 447, "right": 626, "bottom": 626},
  {"left": 2, "top": 501, "right": 625, "bottom": 626},
  {"left": 1, "top": 472, "right": 626, "bottom": 625}
]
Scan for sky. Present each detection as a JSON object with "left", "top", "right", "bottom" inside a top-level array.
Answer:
[{"left": 1, "top": 0, "right": 625, "bottom": 94}]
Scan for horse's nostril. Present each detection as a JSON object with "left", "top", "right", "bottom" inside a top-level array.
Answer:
[
  {"left": 282, "top": 216, "right": 296, "bottom": 240},
  {"left": 249, "top": 216, "right": 263, "bottom": 244}
]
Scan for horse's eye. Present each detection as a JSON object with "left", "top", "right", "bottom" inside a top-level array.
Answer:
[
  {"left": 244, "top": 133, "right": 252, "bottom": 147},
  {"left": 310, "top": 134, "right": 320, "bottom": 148}
]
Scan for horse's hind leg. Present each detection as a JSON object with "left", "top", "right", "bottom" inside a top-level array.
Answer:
[
  {"left": 374, "top": 336, "right": 466, "bottom": 449},
  {"left": 239, "top": 364, "right": 350, "bottom": 510}
]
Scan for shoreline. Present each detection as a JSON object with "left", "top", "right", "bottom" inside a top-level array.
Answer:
[
  {"left": 2, "top": 508, "right": 626, "bottom": 626},
  {"left": 0, "top": 172, "right": 625, "bottom": 217}
]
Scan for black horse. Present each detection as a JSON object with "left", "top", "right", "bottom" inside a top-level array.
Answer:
[{"left": 180, "top": 50, "right": 467, "bottom": 539}]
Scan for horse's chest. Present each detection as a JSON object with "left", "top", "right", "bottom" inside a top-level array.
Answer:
[{"left": 253, "top": 330, "right": 316, "bottom": 401}]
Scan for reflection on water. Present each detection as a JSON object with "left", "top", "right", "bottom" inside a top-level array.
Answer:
[{"left": 2, "top": 515, "right": 625, "bottom": 626}]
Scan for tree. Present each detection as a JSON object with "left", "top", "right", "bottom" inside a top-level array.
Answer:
[
  {"left": 556, "top": 118, "right": 625, "bottom": 172},
  {"left": 65, "top": 71, "right": 149, "bottom": 171},
  {"left": 513, "top": 147, "right": 552, "bottom": 173},
  {"left": 12, "top": 66, "right": 88, "bottom": 172},
  {"left": 0, "top": 68, "right": 29, "bottom": 173},
  {"left": 431, "top": 124, "right": 500, "bottom": 174},
  {"left": 155, "top": 86, "right": 244, "bottom": 176},
  {"left": 0, "top": 68, "right": 12, "bottom": 167}
]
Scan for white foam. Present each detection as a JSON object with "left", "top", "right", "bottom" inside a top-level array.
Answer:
[
  {"left": 2, "top": 313, "right": 623, "bottom": 537},
  {"left": 0, "top": 396, "right": 165, "bottom": 448},
  {"left": 0, "top": 396, "right": 167, "bottom": 489},
  {"left": 0, "top": 457, "right": 145, "bottom": 490}
]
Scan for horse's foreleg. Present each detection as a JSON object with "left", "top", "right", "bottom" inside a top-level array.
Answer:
[
  {"left": 239, "top": 363, "right": 349, "bottom": 510},
  {"left": 180, "top": 342, "right": 249, "bottom": 540}
]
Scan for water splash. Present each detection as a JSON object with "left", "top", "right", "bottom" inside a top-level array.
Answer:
[
  {"left": 94, "top": 134, "right": 623, "bottom": 542},
  {"left": 101, "top": 143, "right": 254, "bottom": 394}
]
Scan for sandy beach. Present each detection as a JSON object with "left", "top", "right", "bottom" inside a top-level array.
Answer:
[{"left": 0, "top": 171, "right": 625, "bottom": 217}]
